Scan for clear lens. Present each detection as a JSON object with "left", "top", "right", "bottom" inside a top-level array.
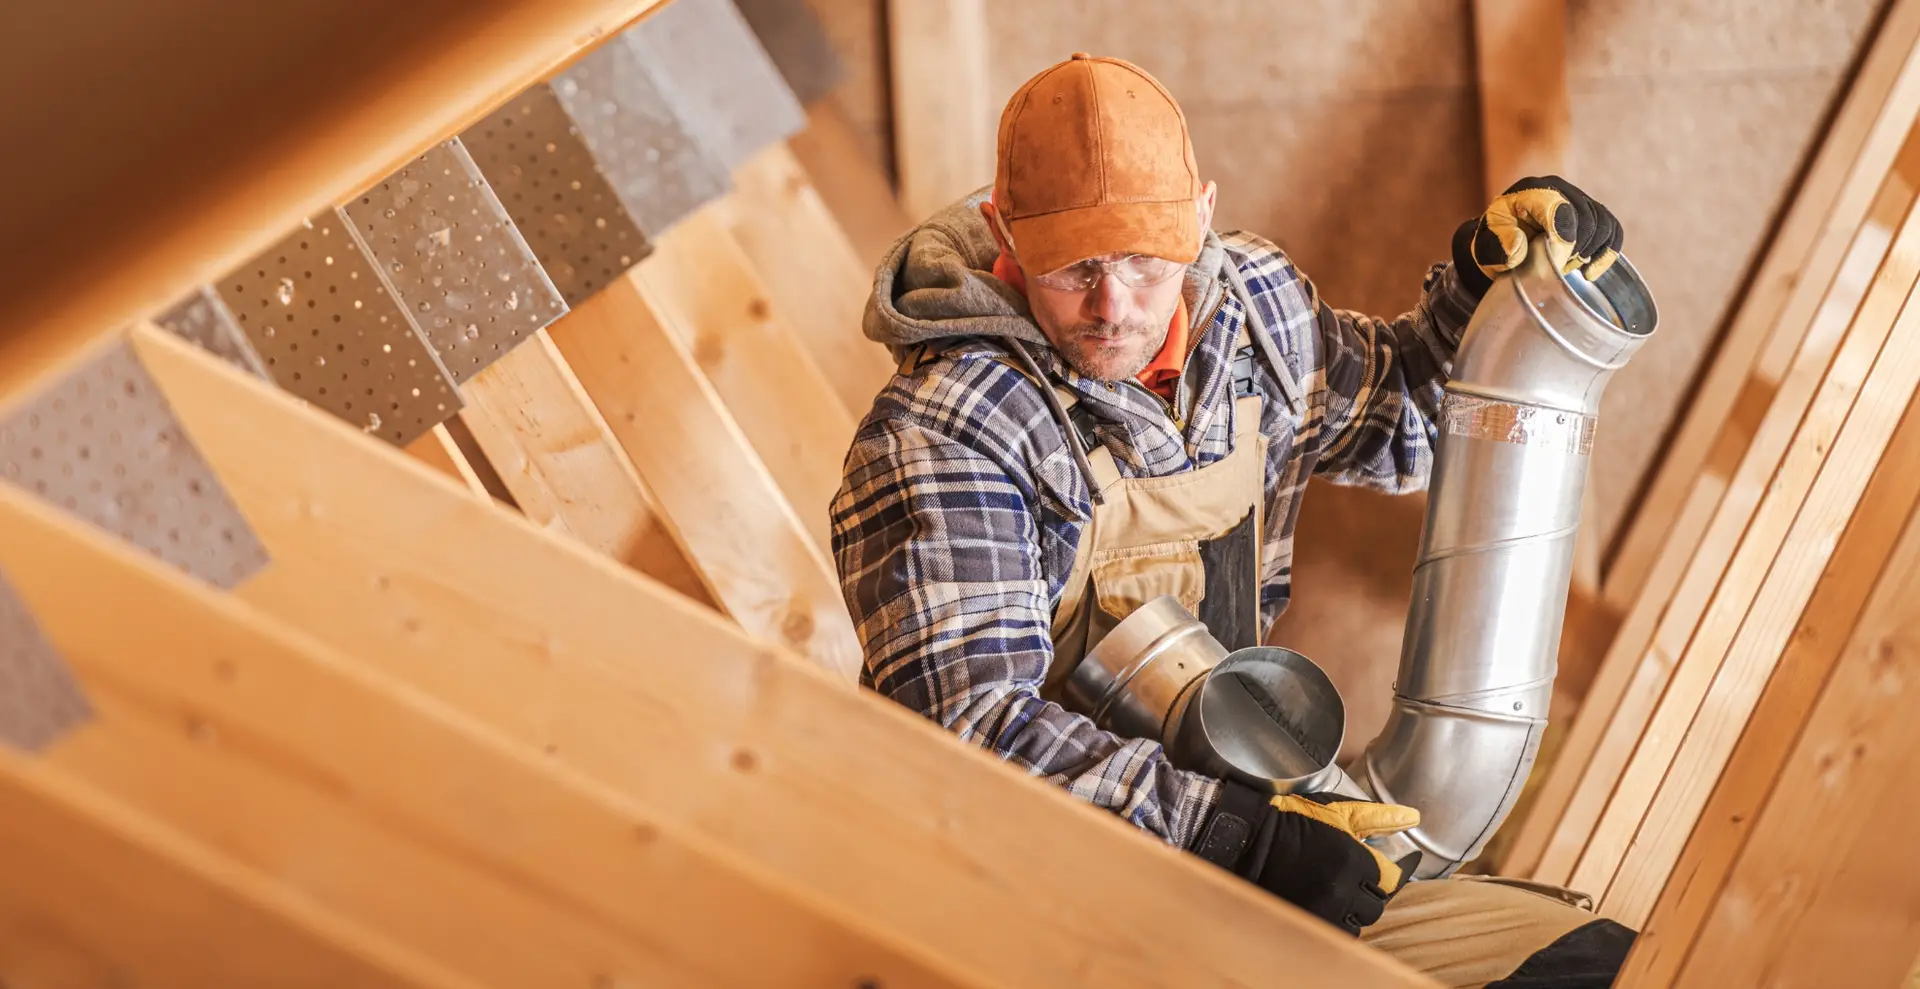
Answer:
[{"left": 1034, "top": 254, "right": 1184, "bottom": 291}]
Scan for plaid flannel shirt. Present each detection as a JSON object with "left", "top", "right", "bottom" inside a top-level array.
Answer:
[{"left": 831, "top": 229, "right": 1480, "bottom": 848}]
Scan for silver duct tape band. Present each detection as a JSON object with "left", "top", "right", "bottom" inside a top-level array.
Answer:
[
  {"left": 0, "top": 339, "right": 271, "bottom": 589},
  {"left": 0, "top": 566, "right": 93, "bottom": 753},
  {"left": 1441, "top": 393, "right": 1596, "bottom": 457}
]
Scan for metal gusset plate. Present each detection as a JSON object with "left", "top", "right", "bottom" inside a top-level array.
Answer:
[
  {"left": 216, "top": 212, "right": 463, "bottom": 447},
  {"left": 552, "top": 34, "right": 732, "bottom": 236},
  {"left": 153, "top": 285, "right": 271, "bottom": 380},
  {"left": 462, "top": 86, "right": 657, "bottom": 306},
  {"left": 0, "top": 566, "right": 92, "bottom": 753},
  {"left": 342, "top": 139, "right": 568, "bottom": 384},
  {"left": 0, "top": 339, "right": 271, "bottom": 589},
  {"left": 731, "top": 0, "right": 845, "bottom": 106},
  {"left": 624, "top": 0, "right": 807, "bottom": 168}
]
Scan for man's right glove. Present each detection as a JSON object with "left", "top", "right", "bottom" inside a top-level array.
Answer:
[
  {"left": 1451, "top": 175, "right": 1623, "bottom": 298},
  {"left": 1192, "top": 780, "right": 1422, "bottom": 936}
]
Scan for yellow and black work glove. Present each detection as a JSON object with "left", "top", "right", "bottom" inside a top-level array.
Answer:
[
  {"left": 1190, "top": 781, "right": 1423, "bottom": 936},
  {"left": 1452, "top": 175, "right": 1623, "bottom": 298}
]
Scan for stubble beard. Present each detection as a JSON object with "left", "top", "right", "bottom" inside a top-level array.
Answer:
[{"left": 1054, "top": 317, "right": 1169, "bottom": 383}]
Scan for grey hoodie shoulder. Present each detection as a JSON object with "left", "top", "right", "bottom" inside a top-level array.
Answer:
[{"left": 863, "top": 187, "right": 1053, "bottom": 358}]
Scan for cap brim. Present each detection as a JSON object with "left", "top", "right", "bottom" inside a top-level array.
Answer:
[{"left": 1007, "top": 199, "right": 1199, "bottom": 278}]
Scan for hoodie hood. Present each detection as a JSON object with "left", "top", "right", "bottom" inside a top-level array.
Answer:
[{"left": 863, "top": 187, "right": 1231, "bottom": 361}]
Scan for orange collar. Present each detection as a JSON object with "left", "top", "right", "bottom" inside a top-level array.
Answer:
[{"left": 992, "top": 251, "right": 1191, "bottom": 401}]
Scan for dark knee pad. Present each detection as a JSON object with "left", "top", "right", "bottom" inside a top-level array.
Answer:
[{"left": 1485, "top": 919, "right": 1637, "bottom": 989}]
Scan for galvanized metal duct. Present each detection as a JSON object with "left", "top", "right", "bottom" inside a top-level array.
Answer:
[{"left": 1345, "top": 235, "right": 1658, "bottom": 879}]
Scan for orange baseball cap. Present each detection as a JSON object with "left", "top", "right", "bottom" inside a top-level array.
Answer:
[{"left": 993, "top": 53, "right": 1202, "bottom": 277}]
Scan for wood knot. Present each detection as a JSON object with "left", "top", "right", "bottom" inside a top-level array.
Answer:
[
  {"left": 693, "top": 331, "right": 726, "bottom": 369},
  {"left": 747, "top": 298, "right": 771, "bottom": 321},
  {"left": 780, "top": 607, "right": 815, "bottom": 645},
  {"left": 731, "top": 748, "right": 759, "bottom": 773}
]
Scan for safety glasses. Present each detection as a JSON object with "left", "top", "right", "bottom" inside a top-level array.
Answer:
[{"left": 1031, "top": 254, "right": 1186, "bottom": 291}]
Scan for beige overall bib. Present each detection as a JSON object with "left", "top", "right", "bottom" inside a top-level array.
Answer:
[{"left": 1043, "top": 377, "right": 1268, "bottom": 687}]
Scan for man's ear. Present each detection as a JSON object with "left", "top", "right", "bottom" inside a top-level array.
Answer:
[
  {"left": 980, "top": 200, "right": 1015, "bottom": 258},
  {"left": 1196, "top": 181, "right": 1218, "bottom": 235}
]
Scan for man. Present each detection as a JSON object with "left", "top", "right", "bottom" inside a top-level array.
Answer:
[{"left": 832, "top": 52, "right": 1632, "bottom": 986}]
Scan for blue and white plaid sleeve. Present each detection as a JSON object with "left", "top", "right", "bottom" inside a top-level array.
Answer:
[{"left": 1226, "top": 233, "right": 1479, "bottom": 493}]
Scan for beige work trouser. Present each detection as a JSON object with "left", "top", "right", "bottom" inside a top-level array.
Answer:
[{"left": 1361, "top": 877, "right": 1600, "bottom": 988}]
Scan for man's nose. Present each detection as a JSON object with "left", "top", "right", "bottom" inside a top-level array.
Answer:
[{"left": 1084, "top": 274, "right": 1131, "bottom": 323}]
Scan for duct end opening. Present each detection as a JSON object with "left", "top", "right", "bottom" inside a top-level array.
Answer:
[{"left": 1583, "top": 254, "right": 1658, "bottom": 338}]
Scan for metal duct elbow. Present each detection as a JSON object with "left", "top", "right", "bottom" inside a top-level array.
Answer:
[{"left": 1347, "top": 236, "right": 1658, "bottom": 879}]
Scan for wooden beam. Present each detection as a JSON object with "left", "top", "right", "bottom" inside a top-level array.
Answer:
[
  {"left": 724, "top": 141, "right": 896, "bottom": 419},
  {"left": 0, "top": 480, "right": 971, "bottom": 989},
  {"left": 887, "top": 0, "right": 994, "bottom": 221},
  {"left": 452, "top": 329, "right": 715, "bottom": 608},
  {"left": 631, "top": 208, "right": 855, "bottom": 549},
  {"left": 0, "top": 1, "right": 668, "bottom": 400},
  {"left": 118, "top": 323, "right": 1435, "bottom": 989},
  {"left": 0, "top": 750, "right": 471, "bottom": 989},
  {"left": 1621, "top": 490, "right": 1920, "bottom": 987},
  {"left": 402, "top": 424, "right": 491, "bottom": 501},
  {"left": 1512, "top": 113, "right": 1920, "bottom": 886},
  {"left": 1471, "top": 0, "right": 1571, "bottom": 198},
  {"left": 1602, "top": 0, "right": 1920, "bottom": 609},
  {"left": 539, "top": 274, "right": 861, "bottom": 678},
  {"left": 1565, "top": 167, "right": 1920, "bottom": 918},
  {"left": 1616, "top": 354, "right": 1920, "bottom": 985},
  {"left": 1594, "top": 377, "right": 1920, "bottom": 924},
  {"left": 788, "top": 96, "right": 913, "bottom": 267}
]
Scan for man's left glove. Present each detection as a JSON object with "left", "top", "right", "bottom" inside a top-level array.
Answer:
[
  {"left": 1453, "top": 175, "right": 1623, "bottom": 297},
  {"left": 1192, "top": 781, "right": 1422, "bottom": 936}
]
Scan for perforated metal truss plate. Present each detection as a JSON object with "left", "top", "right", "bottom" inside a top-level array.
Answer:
[
  {"left": 553, "top": 33, "right": 733, "bottom": 236},
  {"left": 216, "top": 212, "right": 463, "bottom": 447},
  {"left": 0, "top": 566, "right": 92, "bottom": 753},
  {"left": 342, "top": 139, "right": 568, "bottom": 384},
  {"left": 732, "top": 0, "right": 844, "bottom": 106},
  {"left": 625, "top": 0, "right": 806, "bottom": 168},
  {"left": 0, "top": 339, "right": 270, "bottom": 589},
  {"left": 463, "top": 86, "right": 657, "bottom": 306},
  {"left": 153, "top": 285, "right": 271, "bottom": 380}
]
